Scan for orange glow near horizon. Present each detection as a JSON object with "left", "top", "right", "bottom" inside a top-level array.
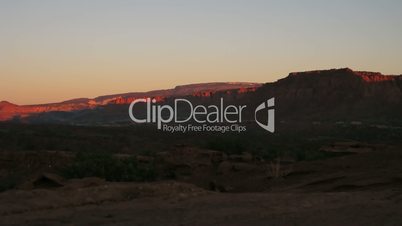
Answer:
[{"left": 1, "top": 1, "right": 402, "bottom": 105}]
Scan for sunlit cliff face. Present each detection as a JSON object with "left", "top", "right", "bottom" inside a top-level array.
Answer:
[
  {"left": 0, "top": 83, "right": 260, "bottom": 121},
  {"left": 354, "top": 71, "right": 399, "bottom": 83}
]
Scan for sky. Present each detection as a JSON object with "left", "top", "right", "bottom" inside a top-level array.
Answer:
[{"left": 1, "top": 0, "right": 402, "bottom": 105}]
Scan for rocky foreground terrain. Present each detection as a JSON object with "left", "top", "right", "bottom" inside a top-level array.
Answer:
[{"left": 1, "top": 145, "right": 402, "bottom": 226}]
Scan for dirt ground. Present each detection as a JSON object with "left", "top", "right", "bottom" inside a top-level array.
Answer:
[
  {"left": 1, "top": 147, "right": 402, "bottom": 225},
  {"left": 0, "top": 183, "right": 401, "bottom": 226}
]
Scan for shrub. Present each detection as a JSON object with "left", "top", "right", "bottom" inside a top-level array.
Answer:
[
  {"left": 204, "top": 137, "right": 247, "bottom": 154},
  {"left": 61, "top": 152, "right": 156, "bottom": 182},
  {"left": 265, "top": 158, "right": 293, "bottom": 179}
]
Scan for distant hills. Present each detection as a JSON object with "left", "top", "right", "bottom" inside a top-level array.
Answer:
[
  {"left": 0, "top": 82, "right": 260, "bottom": 121},
  {"left": 252, "top": 68, "right": 402, "bottom": 123},
  {"left": 1, "top": 68, "right": 401, "bottom": 125}
]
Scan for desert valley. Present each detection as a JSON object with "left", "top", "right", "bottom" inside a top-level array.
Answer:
[{"left": 0, "top": 68, "right": 401, "bottom": 225}]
